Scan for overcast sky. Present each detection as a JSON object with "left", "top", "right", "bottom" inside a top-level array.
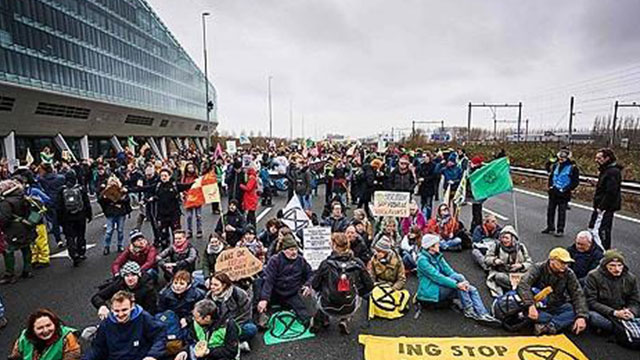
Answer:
[{"left": 147, "top": 0, "right": 640, "bottom": 139}]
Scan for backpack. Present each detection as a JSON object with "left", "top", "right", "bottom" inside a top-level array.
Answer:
[
  {"left": 62, "top": 186, "right": 84, "bottom": 214},
  {"left": 21, "top": 196, "right": 46, "bottom": 226},
  {"left": 154, "top": 310, "right": 185, "bottom": 355},
  {"left": 613, "top": 318, "right": 640, "bottom": 350},
  {"left": 491, "top": 290, "right": 530, "bottom": 332},
  {"left": 323, "top": 258, "right": 361, "bottom": 312}
]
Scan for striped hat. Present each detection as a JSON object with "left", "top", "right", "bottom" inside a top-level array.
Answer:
[{"left": 374, "top": 236, "right": 392, "bottom": 252}]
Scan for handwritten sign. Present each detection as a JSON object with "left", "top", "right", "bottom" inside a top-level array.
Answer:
[
  {"left": 303, "top": 227, "right": 332, "bottom": 270},
  {"left": 371, "top": 191, "right": 410, "bottom": 217},
  {"left": 226, "top": 140, "right": 237, "bottom": 154},
  {"left": 214, "top": 247, "right": 263, "bottom": 281}
]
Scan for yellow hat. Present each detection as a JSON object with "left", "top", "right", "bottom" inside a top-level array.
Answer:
[{"left": 549, "top": 247, "right": 574, "bottom": 263}]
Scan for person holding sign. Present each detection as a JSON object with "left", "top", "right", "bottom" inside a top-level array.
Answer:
[
  {"left": 483, "top": 226, "right": 533, "bottom": 297},
  {"left": 310, "top": 233, "right": 373, "bottom": 335}
]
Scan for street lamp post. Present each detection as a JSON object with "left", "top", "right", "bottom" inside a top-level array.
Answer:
[
  {"left": 268, "top": 76, "right": 273, "bottom": 138},
  {"left": 202, "top": 12, "right": 211, "bottom": 148}
]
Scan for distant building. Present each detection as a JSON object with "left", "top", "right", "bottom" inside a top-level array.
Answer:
[{"left": 0, "top": 0, "right": 216, "bottom": 164}]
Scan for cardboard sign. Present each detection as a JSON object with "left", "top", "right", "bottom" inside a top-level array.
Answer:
[
  {"left": 359, "top": 334, "right": 588, "bottom": 360},
  {"left": 226, "top": 140, "right": 237, "bottom": 154},
  {"left": 214, "top": 247, "right": 263, "bottom": 281},
  {"left": 303, "top": 227, "right": 332, "bottom": 270},
  {"left": 371, "top": 191, "right": 410, "bottom": 217},
  {"left": 242, "top": 154, "right": 254, "bottom": 168}
]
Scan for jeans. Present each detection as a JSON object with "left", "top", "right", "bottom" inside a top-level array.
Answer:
[
  {"left": 588, "top": 311, "right": 614, "bottom": 332},
  {"left": 297, "top": 194, "right": 312, "bottom": 211},
  {"left": 103, "top": 215, "right": 125, "bottom": 248},
  {"left": 192, "top": 270, "right": 206, "bottom": 288},
  {"left": 420, "top": 194, "right": 433, "bottom": 220},
  {"left": 240, "top": 321, "right": 258, "bottom": 341},
  {"left": 439, "top": 273, "right": 489, "bottom": 316},
  {"left": 547, "top": 194, "right": 568, "bottom": 232},
  {"left": 440, "top": 237, "right": 462, "bottom": 251},
  {"left": 46, "top": 207, "right": 62, "bottom": 242},
  {"left": 186, "top": 207, "right": 202, "bottom": 234},
  {"left": 537, "top": 303, "right": 576, "bottom": 330},
  {"left": 402, "top": 252, "right": 417, "bottom": 271},
  {"left": 0, "top": 293, "right": 5, "bottom": 318}
]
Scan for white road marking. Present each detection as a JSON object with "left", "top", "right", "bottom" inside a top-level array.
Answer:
[
  {"left": 256, "top": 207, "right": 273, "bottom": 223},
  {"left": 51, "top": 244, "right": 98, "bottom": 259},
  {"left": 514, "top": 187, "right": 640, "bottom": 224},
  {"left": 483, "top": 208, "right": 509, "bottom": 221}
]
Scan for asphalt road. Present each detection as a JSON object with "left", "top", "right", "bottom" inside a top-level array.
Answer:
[{"left": 1, "top": 185, "right": 638, "bottom": 359}]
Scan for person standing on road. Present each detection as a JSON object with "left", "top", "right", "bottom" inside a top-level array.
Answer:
[
  {"left": 416, "top": 151, "right": 438, "bottom": 219},
  {"left": 541, "top": 149, "right": 580, "bottom": 238},
  {"left": 240, "top": 167, "right": 259, "bottom": 228},
  {"left": 98, "top": 177, "right": 130, "bottom": 255},
  {"left": 9, "top": 308, "right": 80, "bottom": 360},
  {"left": 37, "top": 163, "right": 66, "bottom": 248},
  {"left": 588, "top": 148, "right": 623, "bottom": 250},
  {"left": 386, "top": 154, "right": 416, "bottom": 197},
  {"left": 182, "top": 162, "right": 202, "bottom": 240},
  {"left": 58, "top": 170, "right": 92, "bottom": 267},
  {"left": 517, "top": 248, "right": 589, "bottom": 336}
]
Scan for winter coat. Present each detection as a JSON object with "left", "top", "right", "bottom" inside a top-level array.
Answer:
[
  {"left": 593, "top": 162, "right": 623, "bottom": 211},
  {"left": 214, "top": 211, "right": 246, "bottom": 247},
  {"left": 585, "top": 265, "right": 640, "bottom": 318},
  {"left": 98, "top": 192, "right": 130, "bottom": 218},
  {"left": 360, "top": 164, "right": 377, "bottom": 201},
  {"left": 0, "top": 186, "right": 36, "bottom": 249},
  {"left": 38, "top": 173, "right": 65, "bottom": 208},
  {"left": 260, "top": 252, "right": 312, "bottom": 300},
  {"left": 111, "top": 245, "right": 158, "bottom": 276},
  {"left": 180, "top": 317, "right": 239, "bottom": 360},
  {"left": 547, "top": 161, "right": 580, "bottom": 201},
  {"left": 387, "top": 168, "right": 416, "bottom": 193},
  {"left": 368, "top": 251, "right": 406, "bottom": 291},
  {"left": 208, "top": 285, "right": 253, "bottom": 325},
  {"left": 567, "top": 243, "right": 604, "bottom": 280},
  {"left": 226, "top": 169, "right": 244, "bottom": 205},
  {"left": 258, "top": 229, "right": 278, "bottom": 249},
  {"left": 84, "top": 305, "right": 166, "bottom": 360},
  {"left": 350, "top": 234, "right": 372, "bottom": 265},
  {"left": 91, "top": 275, "right": 158, "bottom": 314},
  {"left": 516, "top": 261, "right": 588, "bottom": 318},
  {"left": 400, "top": 210, "right": 426, "bottom": 236},
  {"left": 158, "top": 285, "right": 205, "bottom": 320},
  {"left": 416, "top": 249, "right": 459, "bottom": 303},
  {"left": 157, "top": 244, "right": 198, "bottom": 273},
  {"left": 290, "top": 166, "right": 312, "bottom": 196},
  {"left": 239, "top": 169, "right": 258, "bottom": 211},
  {"left": 441, "top": 164, "right": 462, "bottom": 191},
  {"left": 201, "top": 245, "right": 226, "bottom": 279},
  {"left": 57, "top": 184, "right": 92, "bottom": 224},
  {"left": 152, "top": 181, "right": 190, "bottom": 222},
  {"left": 484, "top": 241, "right": 533, "bottom": 296},
  {"left": 471, "top": 224, "right": 502, "bottom": 244},
  {"left": 416, "top": 161, "right": 438, "bottom": 197},
  {"left": 425, "top": 217, "right": 461, "bottom": 240},
  {"left": 321, "top": 215, "right": 349, "bottom": 233}
]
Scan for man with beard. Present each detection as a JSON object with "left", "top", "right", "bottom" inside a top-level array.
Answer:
[{"left": 588, "top": 148, "right": 623, "bottom": 250}]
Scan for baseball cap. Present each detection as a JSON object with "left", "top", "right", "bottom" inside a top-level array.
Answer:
[{"left": 549, "top": 247, "right": 574, "bottom": 263}]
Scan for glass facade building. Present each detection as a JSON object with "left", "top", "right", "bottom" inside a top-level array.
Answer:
[{"left": 0, "top": 0, "right": 216, "bottom": 121}]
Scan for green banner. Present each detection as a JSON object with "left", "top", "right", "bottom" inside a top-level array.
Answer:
[
  {"left": 263, "top": 311, "right": 315, "bottom": 346},
  {"left": 469, "top": 157, "right": 513, "bottom": 200}
]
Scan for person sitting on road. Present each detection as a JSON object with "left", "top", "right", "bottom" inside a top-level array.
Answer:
[
  {"left": 174, "top": 299, "right": 239, "bottom": 360},
  {"left": 193, "top": 233, "right": 228, "bottom": 287},
  {"left": 157, "top": 230, "right": 198, "bottom": 282},
  {"left": 372, "top": 217, "right": 401, "bottom": 250},
  {"left": 237, "top": 225, "right": 266, "bottom": 264},
  {"left": 9, "top": 308, "right": 80, "bottom": 360},
  {"left": 368, "top": 236, "right": 407, "bottom": 291},
  {"left": 92, "top": 262, "right": 158, "bottom": 318},
  {"left": 400, "top": 201, "right": 426, "bottom": 237},
  {"left": 416, "top": 234, "right": 499, "bottom": 324},
  {"left": 214, "top": 199, "right": 246, "bottom": 247},
  {"left": 257, "top": 218, "right": 282, "bottom": 250},
  {"left": 471, "top": 214, "right": 502, "bottom": 271},
  {"left": 311, "top": 233, "right": 374, "bottom": 335},
  {"left": 353, "top": 209, "right": 374, "bottom": 243},
  {"left": 207, "top": 272, "right": 256, "bottom": 351},
  {"left": 517, "top": 248, "right": 589, "bottom": 336},
  {"left": 158, "top": 270, "right": 205, "bottom": 321},
  {"left": 484, "top": 225, "right": 533, "bottom": 297},
  {"left": 111, "top": 230, "right": 157, "bottom": 278},
  {"left": 257, "top": 234, "right": 313, "bottom": 328},
  {"left": 345, "top": 224, "right": 372, "bottom": 264},
  {"left": 400, "top": 226, "right": 422, "bottom": 272},
  {"left": 322, "top": 201, "right": 349, "bottom": 233},
  {"left": 566, "top": 230, "right": 603, "bottom": 284},
  {"left": 84, "top": 291, "right": 166, "bottom": 360},
  {"left": 585, "top": 249, "right": 640, "bottom": 334},
  {"left": 425, "top": 203, "right": 462, "bottom": 251}
]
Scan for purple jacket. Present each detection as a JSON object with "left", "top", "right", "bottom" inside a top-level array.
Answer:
[
  {"left": 260, "top": 252, "right": 312, "bottom": 300},
  {"left": 400, "top": 210, "right": 426, "bottom": 236}
]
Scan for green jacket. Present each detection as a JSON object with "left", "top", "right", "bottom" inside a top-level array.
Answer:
[
  {"left": 17, "top": 326, "right": 75, "bottom": 360},
  {"left": 416, "top": 249, "right": 459, "bottom": 302}
]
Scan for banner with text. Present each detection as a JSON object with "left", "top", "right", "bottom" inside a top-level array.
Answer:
[
  {"left": 303, "top": 227, "right": 332, "bottom": 270},
  {"left": 359, "top": 334, "right": 588, "bottom": 360},
  {"left": 371, "top": 191, "right": 411, "bottom": 217}
]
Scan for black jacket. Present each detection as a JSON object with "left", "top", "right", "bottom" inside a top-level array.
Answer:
[
  {"left": 152, "top": 181, "right": 190, "bottom": 222},
  {"left": 98, "top": 192, "right": 131, "bottom": 218},
  {"left": 226, "top": 170, "right": 244, "bottom": 204},
  {"left": 0, "top": 186, "right": 35, "bottom": 248},
  {"left": 215, "top": 210, "right": 246, "bottom": 247},
  {"left": 312, "top": 252, "right": 373, "bottom": 313},
  {"left": 593, "top": 163, "right": 622, "bottom": 211},
  {"left": 386, "top": 168, "right": 415, "bottom": 193},
  {"left": 417, "top": 161, "right": 438, "bottom": 197},
  {"left": 91, "top": 275, "right": 158, "bottom": 314},
  {"left": 57, "top": 184, "right": 92, "bottom": 224}
]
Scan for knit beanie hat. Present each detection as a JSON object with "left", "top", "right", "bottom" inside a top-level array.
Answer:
[
  {"left": 281, "top": 234, "right": 298, "bottom": 250},
  {"left": 120, "top": 261, "right": 141, "bottom": 277},
  {"left": 374, "top": 236, "right": 392, "bottom": 252},
  {"left": 601, "top": 249, "right": 625, "bottom": 266},
  {"left": 421, "top": 234, "right": 440, "bottom": 250}
]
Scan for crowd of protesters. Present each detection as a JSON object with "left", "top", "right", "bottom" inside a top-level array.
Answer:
[{"left": 0, "top": 139, "right": 636, "bottom": 360}]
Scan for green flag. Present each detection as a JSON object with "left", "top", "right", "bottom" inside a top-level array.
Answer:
[
  {"left": 469, "top": 157, "right": 513, "bottom": 200},
  {"left": 263, "top": 311, "right": 315, "bottom": 345}
]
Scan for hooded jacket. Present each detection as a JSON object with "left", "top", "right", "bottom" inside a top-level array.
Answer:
[
  {"left": 593, "top": 162, "right": 623, "bottom": 211},
  {"left": 584, "top": 262, "right": 640, "bottom": 318},
  {"left": 260, "top": 251, "right": 312, "bottom": 300},
  {"left": 484, "top": 240, "right": 533, "bottom": 297},
  {"left": 158, "top": 285, "right": 205, "bottom": 320},
  {"left": 38, "top": 172, "right": 65, "bottom": 208},
  {"left": 0, "top": 185, "right": 36, "bottom": 248},
  {"left": 84, "top": 305, "right": 166, "bottom": 360},
  {"left": 416, "top": 249, "right": 459, "bottom": 302},
  {"left": 239, "top": 168, "right": 258, "bottom": 211}
]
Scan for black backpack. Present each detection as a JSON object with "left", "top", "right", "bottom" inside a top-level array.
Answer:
[
  {"left": 491, "top": 290, "right": 530, "bottom": 331},
  {"left": 62, "top": 185, "right": 84, "bottom": 214},
  {"left": 324, "top": 258, "right": 361, "bottom": 310}
]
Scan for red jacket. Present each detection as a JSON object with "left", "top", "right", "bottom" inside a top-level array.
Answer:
[
  {"left": 240, "top": 169, "right": 258, "bottom": 211},
  {"left": 111, "top": 245, "right": 158, "bottom": 275},
  {"left": 425, "top": 217, "right": 460, "bottom": 240}
]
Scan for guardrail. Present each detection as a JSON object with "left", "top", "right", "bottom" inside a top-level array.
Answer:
[{"left": 510, "top": 166, "right": 640, "bottom": 195}]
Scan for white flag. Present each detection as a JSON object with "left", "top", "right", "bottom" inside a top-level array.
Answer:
[{"left": 281, "top": 196, "right": 311, "bottom": 233}]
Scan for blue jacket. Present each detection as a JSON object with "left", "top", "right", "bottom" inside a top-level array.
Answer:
[
  {"left": 567, "top": 243, "right": 604, "bottom": 280},
  {"left": 260, "top": 252, "right": 312, "bottom": 300},
  {"left": 26, "top": 186, "right": 52, "bottom": 207},
  {"left": 441, "top": 164, "right": 462, "bottom": 190},
  {"left": 84, "top": 305, "right": 166, "bottom": 360},
  {"left": 37, "top": 173, "right": 66, "bottom": 207},
  {"left": 158, "top": 285, "right": 205, "bottom": 320},
  {"left": 416, "top": 249, "right": 460, "bottom": 302},
  {"left": 471, "top": 224, "right": 502, "bottom": 244}
]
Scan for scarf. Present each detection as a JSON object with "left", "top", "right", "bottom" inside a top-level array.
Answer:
[
  {"left": 499, "top": 242, "right": 519, "bottom": 265},
  {"left": 211, "top": 286, "right": 233, "bottom": 303},
  {"left": 207, "top": 242, "right": 224, "bottom": 255},
  {"left": 173, "top": 241, "right": 190, "bottom": 254}
]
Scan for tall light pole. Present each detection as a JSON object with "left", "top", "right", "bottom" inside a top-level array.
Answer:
[
  {"left": 268, "top": 76, "right": 273, "bottom": 138},
  {"left": 201, "top": 12, "right": 211, "bottom": 147}
]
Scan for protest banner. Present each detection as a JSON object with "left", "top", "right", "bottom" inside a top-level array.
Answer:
[
  {"left": 303, "top": 227, "right": 332, "bottom": 270},
  {"left": 359, "top": 334, "right": 588, "bottom": 360},
  {"left": 226, "top": 140, "right": 237, "bottom": 154},
  {"left": 242, "top": 154, "right": 254, "bottom": 168},
  {"left": 371, "top": 191, "right": 411, "bottom": 217},
  {"left": 214, "top": 247, "right": 263, "bottom": 281}
]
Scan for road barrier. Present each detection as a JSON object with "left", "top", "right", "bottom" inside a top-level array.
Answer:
[{"left": 510, "top": 166, "right": 640, "bottom": 195}]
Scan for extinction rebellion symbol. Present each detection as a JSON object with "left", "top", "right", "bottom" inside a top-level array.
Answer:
[
  {"left": 518, "top": 345, "right": 580, "bottom": 360},
  {"left": 484, "top": 169, "right": 498, "bottom": 184}
]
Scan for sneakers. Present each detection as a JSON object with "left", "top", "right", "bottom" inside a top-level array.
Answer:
[
  {"left": 534, "top": 323, "right": 557, "bottom": 336},
  {"left": 57, "top": 240, "right": 65, "bottom": 248},
  {"left": 117, "top": 246, "right": 124, "bottom": 253},
  {"left": 554, "top": 231, "right": 564, "bottom": 238},
  {"left": 196, "top": 231, "right": 203, "bottom": 239},
  {"left": 0, "top": 274, "right": 17, "bottom": 285},
  {"left": 338, "top": 319, "right": 351, "bottom": 335},
  {"left": 477, "top": 313, "right": 501, "bottom": 326},
  {"left": 103, "top": 247, "right": 110, "bottom": 256},
  {"left": 463, "top": 307, "right": 481, "bottom": 321},
  {"left": 540, "top": 228, "right": 554, "bottom": 234},
  {"left": 239, "top": 341, "right": 251, "bottom": 353}
]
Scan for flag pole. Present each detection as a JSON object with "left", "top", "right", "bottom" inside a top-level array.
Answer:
[{"left": 511, "top": 190, "right": 519, "bottom": 233}]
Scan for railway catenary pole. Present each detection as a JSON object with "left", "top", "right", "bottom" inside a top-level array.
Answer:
[
  {"left": 202, "top": 12, "right": 211, "bottom": 146},
  {"left": 611, "top": 101, "right": 640, "bottom": 147}
]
